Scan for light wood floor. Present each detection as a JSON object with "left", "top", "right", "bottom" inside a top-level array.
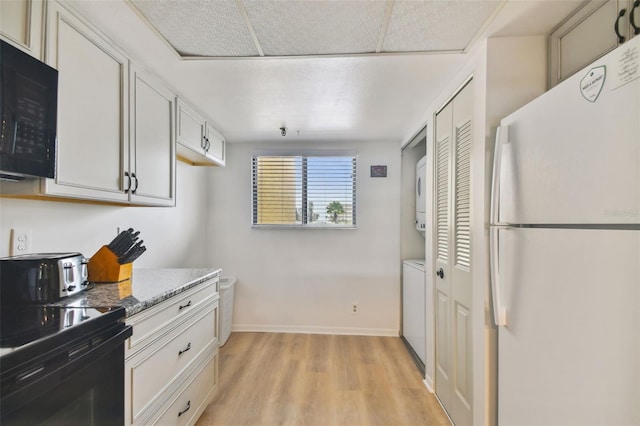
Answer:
[{"left": 196, "top": 332, "right": 450, "bottom": 426}]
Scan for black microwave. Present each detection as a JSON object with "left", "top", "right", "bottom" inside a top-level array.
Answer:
[{"left": 0, "top": 39, "right": 58, "bottom": 180}]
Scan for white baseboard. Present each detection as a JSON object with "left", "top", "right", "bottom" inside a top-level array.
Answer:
[
  {"left": 423, "top": 377, "right": 434, "bottom": 393},
  {"left": 232, "top": 324, "right": 399, "bottom": 337}
]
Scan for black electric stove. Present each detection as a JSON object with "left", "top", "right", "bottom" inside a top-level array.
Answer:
[
  {"left": 0, "top": 304, "right": 124, "bottom": 358},
  {"left": 0, "top": 304, "right": 131, "bottom": 425}
]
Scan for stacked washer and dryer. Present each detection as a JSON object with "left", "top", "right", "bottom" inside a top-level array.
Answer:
[{"left": 402, "top": 155, "right": 432, "bottom": 384}]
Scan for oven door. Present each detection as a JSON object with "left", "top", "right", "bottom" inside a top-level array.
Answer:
[{"left": 1, "top": 323, "right": 132, "bottom": 426}]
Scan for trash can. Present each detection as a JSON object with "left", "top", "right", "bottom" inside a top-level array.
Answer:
[{"left": 219, "top": 276, "right": 236, "bottom": 346}]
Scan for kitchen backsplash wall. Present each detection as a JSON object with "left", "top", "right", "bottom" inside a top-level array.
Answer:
[{"left": 0, "top": 162, "right": 211, "bottom": 268}]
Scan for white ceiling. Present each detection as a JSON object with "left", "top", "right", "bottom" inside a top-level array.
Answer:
[
  {"left": 70, "top": 0, "right": 583, "bottom": 144},
  {"left": 129, "top": 0, "right": 502, "bottom": 57}
]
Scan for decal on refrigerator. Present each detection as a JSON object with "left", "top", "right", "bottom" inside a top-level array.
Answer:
[
  {"left": 611, "top": 43, "right": 639, "bottom": 91},
  {"left": 580, "top": 66, "right": 606, "bottom": 102}
]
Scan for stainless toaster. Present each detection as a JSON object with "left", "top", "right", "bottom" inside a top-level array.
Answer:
[{"left": 0, "top": 253, "right": 89, "bottom": 303}]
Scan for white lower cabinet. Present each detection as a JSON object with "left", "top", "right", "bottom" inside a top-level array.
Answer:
[
  {"left": 153, "top": 350, "right": 218, "bottom": 426},
  {"left": 125, "top": 276, "right": 220, "bottom": 426}
]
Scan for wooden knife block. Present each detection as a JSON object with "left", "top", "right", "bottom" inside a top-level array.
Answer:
[{"left": 88, "top": 246, "right": 132, "bottom": 283}]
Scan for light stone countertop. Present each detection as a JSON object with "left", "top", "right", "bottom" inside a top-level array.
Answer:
[{"left": 54, "top": 268, "right": 221, "bottom": 317}]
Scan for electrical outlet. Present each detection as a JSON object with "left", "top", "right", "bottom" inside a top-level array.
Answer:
[
  {"left": 352, "top": 302, "right": 359, "bottom": 314},
  {"left": 10, "top": 228, "right": 32, "bottom": 256}
]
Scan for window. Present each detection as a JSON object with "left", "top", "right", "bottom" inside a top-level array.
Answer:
[{"left": 252, "top": 154, "right": 356, "bottom": 228}]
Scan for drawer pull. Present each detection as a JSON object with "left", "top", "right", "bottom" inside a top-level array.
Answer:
[
  {"left": 178, "top": 300, "right": 192, "bottom": 310},
  {"left": 178, "top": 342, "right": 191, "bottom": 356},
  {"left": 178, "top": 400, "right": 191, "bottom": 417}
]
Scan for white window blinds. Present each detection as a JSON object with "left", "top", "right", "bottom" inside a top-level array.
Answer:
[{"left": 252, "top": 155, "right": 356, "bottom": 228}]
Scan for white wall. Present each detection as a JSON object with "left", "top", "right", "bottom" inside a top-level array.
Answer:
[
  {"left": 0, "top": 162, "right": 212, "bottom": 268},
  {"left": 207, "top": 141, "right": 401, "bottom": 336}
]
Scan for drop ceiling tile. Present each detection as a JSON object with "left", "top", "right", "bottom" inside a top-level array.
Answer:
[
  {"left": 382, "top": 0, "right": 502, "bottom": 52},
  {"left": 132, "top": 0, "right": 260, "bottom": 57},
  {"left": 244, "top": 0, "right": 388, "bottom": 56}
]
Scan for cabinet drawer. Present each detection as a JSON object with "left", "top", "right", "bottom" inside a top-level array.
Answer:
[
  {"left": 129, "top": 300, "right": 218, "bottom": 422},
  {"left": 126, "top": 278, "right": 218, "bottom": 353},
  {"left": 154, "top": 351, "right": 218, "bottom": 426}
]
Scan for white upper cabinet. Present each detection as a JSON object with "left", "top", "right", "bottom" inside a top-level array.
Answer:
[
  {"left": 129, "top": 66, "right": 176, "bottom": 206},
  {"left": 43, "top": 0, "right": 130, "bottom": 203},
  {"left": 205, "top": 123, "right": 225, "bottom": 166},
  {"left": 0, "top": 0, "right": 44, "bottom": 59},
  {"left": 176, "top": 99, "right": 205, "bottom": 155},
  {"left": 550, "top": 0, "right": 639, "bottom": 86},
  {"left": 176, "top": 99, "right": 226, "bottom": 167},
  {"left": 1, "top": 1, "right": 177, "bottom": 206}
]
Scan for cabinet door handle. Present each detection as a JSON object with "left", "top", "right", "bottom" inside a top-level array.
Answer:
[
  {"left": 178, "top": 342, "right": 191, "bottom": 356},
  {"left": 615, "top": 8, "right": 627, "bottom": 44},
  {"left": 436, "top": 268, "right": 445, "bottom": 279},
  {"left": 178, "top": 400, "right": 191, "bottom": 417},
  {"left": 131, "top": 172, "right": 139, "bottom": 194},
  {"left": 124, "top": 171, "right": 131, "bottom": 193},
  {"left": 178, "top": 300, "right": 192, "bottom": 310},
  {"left": 631, "top": 1, "right": 640, "bottom": 35}
]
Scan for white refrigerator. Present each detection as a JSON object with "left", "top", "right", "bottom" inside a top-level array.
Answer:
[{"left": 490, "top": 36, "right": 639, "bottom": 425}]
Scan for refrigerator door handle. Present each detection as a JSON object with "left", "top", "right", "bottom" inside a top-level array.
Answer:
[
  {"left": 490, "top": 226, "right": 508, "bottom": 326},
  {"left": 490, "top": 125, "right": 508, "bottom": 225}
]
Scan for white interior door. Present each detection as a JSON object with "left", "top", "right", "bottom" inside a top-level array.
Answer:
[
  {"left": 434, "top": 80, "right": 474, "bottom": 426},
  {"left": 435, "top": 99, "right": 453, "bottom": 412}
]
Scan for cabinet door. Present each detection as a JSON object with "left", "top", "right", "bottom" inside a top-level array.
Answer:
[
  {"left": 0, "top": 0, "right": 43, "bottom": 59},
  {"left": 130, "top": 67, "right": 176, "bottom": 206},
  {"left": 550, "top": 0, "right": 627, "bottom": 86},
  {"left": 176, "top": 99, "right": 205, "bottom": 155},
  {"left": 205, "top": 123, "right": 225, "bottom": 166},
  {"left": 43, "top": 1, "right": 129, "bottom": 203}
]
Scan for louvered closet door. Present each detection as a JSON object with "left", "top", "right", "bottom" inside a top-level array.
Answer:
[
  {"left": 434, "top": 80, "right": 473, "bottom": 426},
  {"left": 434, "top": 101, "right": 453, "bottom": 413}
]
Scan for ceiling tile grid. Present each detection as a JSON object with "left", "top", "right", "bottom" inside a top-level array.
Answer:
[
  {"left": 383, "top": 0, "right": 502, "bottom": 52},
  {"left": 131, "top": 0, "right": 504, "bottom": 58},
  {"left": 132, "top": 0, "right": 260, "bottom": 56},
  {"left": 244, "top": 0, "right": 387, "bottom": 56}
]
